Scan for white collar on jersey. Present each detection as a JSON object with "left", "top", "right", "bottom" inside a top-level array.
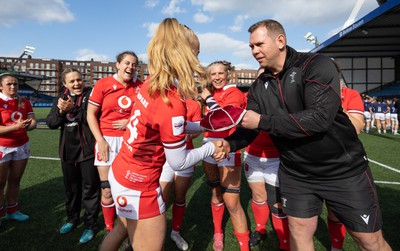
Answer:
[
  {"left": 0, "top": 92, "right": 17, "bottom": 101},
  {"left": 113, "top": 74, "right": 137, "bottom": 83}
]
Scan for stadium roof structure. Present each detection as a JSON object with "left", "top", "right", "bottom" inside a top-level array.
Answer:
[
  {"left": 311, "top": 0, "right": 400, "bottom": 57},
  {"left": 0, "top": 68, "right": 50, "bottom": 82}
]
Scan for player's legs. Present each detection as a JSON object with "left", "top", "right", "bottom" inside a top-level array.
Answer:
[
  {"left": 325, "top": 167, "right": 392, "bottom": 251},
  {"left": 376, "top": 118, "right": 382, "bottom": 133},
  {"left": 347, "top": 230, "right": 391, "bottom": 251},
  {"left": 5, "top": 158, "right": 28, "bottom": 207},
  {"left": 80, "top": 158, "right": 101, "bottom": 231},
  {"left": 129, "top": 213, "right": 167, "bottom": 251},
  {"left": 220, "top": 165, "right": 250, "bottom": 251},
  {"left": 248, "top": 181, "right": 268, "bottom": 233},
  {"left": 99, "top": 216, "right": 129, "bottom": 251},
  {"left": 170, "top": 175, "right": 192, "bottom": 250},
  {"left": 327, "top": 207, "right": 346, "bottom": 251},
  {"left": 160, "top": 162, "right": 174, "bottom": 204},
  {"left": 391, "top": 114, "right": 398, "bottom": 134},
  {"left": 172, "top": 175, "right": 192, "bottom": 231},
  {"left": 0, "top": 160, "right": 11, "bottom": 208},
  {"left": 279, "top": 169, "right": 323, "bottom": 251},
  {"left": 385, "top": 113, "right": 391, "bottom": 130},
  {"left": 98, "top": 165, "right": 115, "bottom": 231},
  {"left": 288, "top": 215, "right": 318, "bottom": 251},
  {"left": 248, "top": 181, "right": 269, "bottom": 247},
  {"left": 160, "top": 180, "right": 173, "bottom": 205},
  {"left": 203, "top": 160, "right": 224, "bottom": 251},
  {"left": 61, "top": 161, "right": 82, "bottom": 226},
  {"left": 364, "top": 111, "right": 371, "bottom": 133},
  {"left": 266, "top": 183, "right": 290, "bottom": 250},
  {"left": 220, "top": 165, "right": 247, "bottom": 232}
]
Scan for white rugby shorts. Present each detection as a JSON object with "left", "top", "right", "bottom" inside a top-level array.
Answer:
[
  {"left": 0, "top": 142, "right": 30, "bottom": 164},
  {"left": 243, "top": 151, "right": 280, "bottom": 187},
  {"left": 94, "top": 136, "right": 123, "bottom": 166},
  {"left": 109, "top": 167, "right": 166, "bottom": 220}
]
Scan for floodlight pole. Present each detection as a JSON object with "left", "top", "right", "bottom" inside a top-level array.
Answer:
[
  {"left": 304, "top": 32, "right": 320, "bottom": 47},
  {"left": 10, "top": 45, "right": 36, "bottom": 71}
]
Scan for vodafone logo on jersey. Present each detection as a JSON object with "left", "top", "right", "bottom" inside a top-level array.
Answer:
[
  {"left": 116, "top": 196, "right": 128, "bottom": 207},
  {"left": 118, "top": 96, "right": 132, "bottom": 109},
  {"left": 11, "top": 111, "right": 23, "bottom": 122}
]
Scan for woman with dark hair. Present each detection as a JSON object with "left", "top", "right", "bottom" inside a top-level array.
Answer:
[
  {"left": 87, "top": 51, "right": 142, "bottom": 235},
  {"left": 46, "top": 68, "right": 100, "bottom": 243},
  {"left": 0, "top": 73, "right": 36, "bottom": 226}
]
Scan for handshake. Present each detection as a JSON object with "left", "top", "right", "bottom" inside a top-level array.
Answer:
[{"left": 211, "top": 140, "right": 230, "bottom": 162}]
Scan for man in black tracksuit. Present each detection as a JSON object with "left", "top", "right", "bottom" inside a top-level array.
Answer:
[
  {"left": 221, "top": 19, "right": 391, "bottom": 250},
  {"left": 46, "top": 69, "right": 100, "bottom": 244}
]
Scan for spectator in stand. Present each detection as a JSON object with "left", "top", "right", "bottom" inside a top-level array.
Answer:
[
  {"left": 0, "top": 73, "right": 37, "bottom": 226},
  {"left": 201, "top": 60, "right": 249, "bottom": 251},
  {"left": 87, "top": 51, "right": 142, "bottom": 236},
  {"left": 217, "top": 19, "right": 391, "bottom": 251},
  {"left": 46, "top": 68, "right": 100, "bottom": 243},
  {"left": 100, "top": 18, "right": 226, "bottom": 251},
  {"left": 243, "top": 67, "right": 290, "bottom": 250}
]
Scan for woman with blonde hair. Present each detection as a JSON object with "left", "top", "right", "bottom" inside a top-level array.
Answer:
[
  {"left": 100, "top": 18, "right": 225, "bottom": 251},
  {"left": 200, "top": 61, "right": 249, "bottom": 251}
]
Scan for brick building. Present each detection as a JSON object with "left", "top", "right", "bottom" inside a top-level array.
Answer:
[{"left": 1, "top": 56, "right": 255, "bottom": 97}]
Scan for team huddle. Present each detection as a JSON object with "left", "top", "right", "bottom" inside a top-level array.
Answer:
[{"left": 0, "top": 18, "right": 393, "bottom": 251}]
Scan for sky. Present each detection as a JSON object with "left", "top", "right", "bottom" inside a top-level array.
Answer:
[{"left": 0, "top": 0, "right": 381, "bottom": 70}]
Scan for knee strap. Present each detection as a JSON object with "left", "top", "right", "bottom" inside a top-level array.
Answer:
[
  {"left": 207, "top": 179, "right": 221, "bottom": 188},
  {"left": 221, "top": 186, "right": 240, "bottom": 194},
  {"left": 100, "top": 180, "right": 111, "bottom": 189}
]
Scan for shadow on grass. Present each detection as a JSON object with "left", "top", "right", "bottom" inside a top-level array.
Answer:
[{"left": 0, "top": 176, "right": 105, "bottom": 251}]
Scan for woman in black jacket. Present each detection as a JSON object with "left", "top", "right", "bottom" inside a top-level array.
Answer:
[{"left": 46, "top": 68, "right": 100, "bottom": 244}]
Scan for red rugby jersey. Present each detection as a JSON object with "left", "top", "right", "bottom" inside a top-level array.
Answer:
[
  {"left": 0, "top": 94, "right": 33, "bottom": 147},
  {"left": 112, "top": 79, "right": 188, "bottom": 191},
  {"left": 89, "top": 75, "right": 142, "bottom": 136}
]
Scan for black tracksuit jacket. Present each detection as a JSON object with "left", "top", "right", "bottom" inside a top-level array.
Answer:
[
  {"left": 46, "top": 87, "right": 95, "bottom": 163},
  {"left": 227, "top": 46, "right": 368, "bottom": 180}
]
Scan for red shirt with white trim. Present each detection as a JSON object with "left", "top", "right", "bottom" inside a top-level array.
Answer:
[
  {"left": 341, "top": 87, "right": 364, "bottom": 115},
  {"left": 204, "top": 85, "right": 246, "bottom": 138},
  {"left": 0, "top": 93, "right": 34, "bottom": 147},
  {"left": 89, "top": 75, "right": 142, "bottom": 136},
  {"left": 112, "top": 79, "right": 188, "bottom": 191}
]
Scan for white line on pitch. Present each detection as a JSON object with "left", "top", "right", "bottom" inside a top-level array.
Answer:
[
  {"left": 30, "top": 156, "right": 60, "bottom": 161},
  {"left": 369, "top": 159, "right": 400, "bottom": 174},
  {"left": 374, "top": 181, "right": 400, "bottom": 185}
]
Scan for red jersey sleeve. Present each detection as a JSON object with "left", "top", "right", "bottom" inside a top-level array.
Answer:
[{"left": 342, "top": 87, "right": 364, "bottom": 115}]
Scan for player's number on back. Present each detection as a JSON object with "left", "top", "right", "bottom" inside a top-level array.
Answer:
[{"left": 126, "top": 109, "right": 141, "bottom": 144}]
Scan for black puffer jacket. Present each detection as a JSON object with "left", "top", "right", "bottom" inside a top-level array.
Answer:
[{"left": 227, "top": 46, "right": 368, "bottom": 180}]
